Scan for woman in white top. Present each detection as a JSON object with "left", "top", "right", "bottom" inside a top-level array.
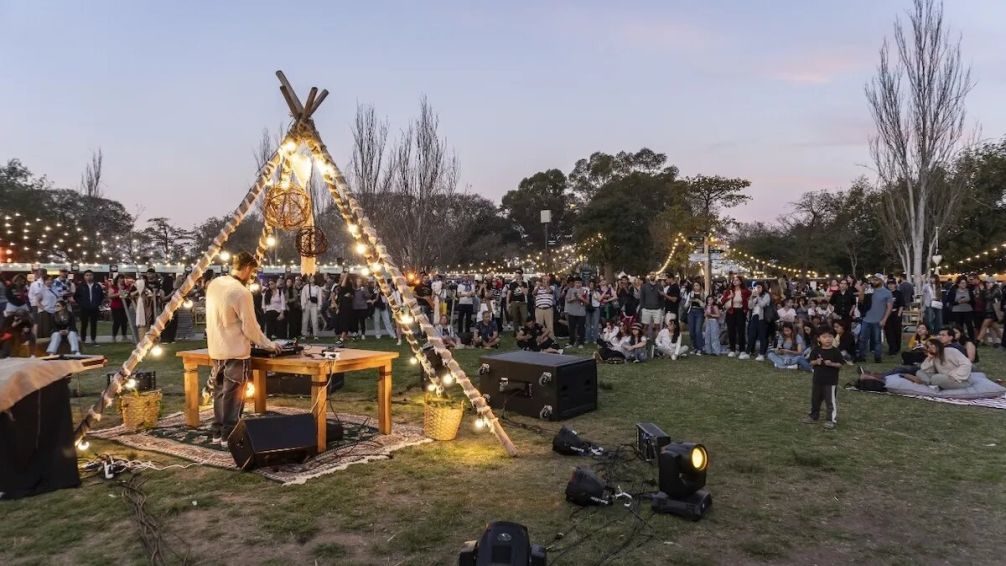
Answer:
[
  {"left": 903, "top": 338, "right": 972, "bottom": 389},
  {"left": 261, "top": 278, "right": 286, "bottom": 338},
  {"left": 655, "top": 319, "right": 689, "bottom": 360},
  {"left": 777, "top": 297, "right": 797, "bottom": 324},
  {"left": 742, "top": 283, "right": 771, "bottom": 361}
]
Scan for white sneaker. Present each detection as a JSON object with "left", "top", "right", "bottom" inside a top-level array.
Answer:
[
  {"left": 727, "top": 351, "right": 736, "bottom": 358},
  {"left": 671, "top": 355, "right": 678, "bottom": 361},
  {"left": 785, "top": 365, "right": 799, "bottom": 370},
  {"left": 755, "top": 355, "right": 765, "bottom": 362},
  {"left": 695, "top": 351, "right": 703, "bottom": 356},
  {"left": 738, "top": 352, "right": 750, "bottom": 360},
  {"left": 220, "top": 440, "right": 228, "bottom": 450}
]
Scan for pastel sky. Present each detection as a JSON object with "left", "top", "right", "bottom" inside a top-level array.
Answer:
[{"left": 2, "top": 1, "right": 1004, "bottom": 228}]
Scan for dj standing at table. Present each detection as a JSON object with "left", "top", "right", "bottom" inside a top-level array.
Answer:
[{"left": 204, "top": 252, "right": 281, "bottom": 447}]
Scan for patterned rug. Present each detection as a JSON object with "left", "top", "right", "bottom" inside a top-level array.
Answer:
[
  {"left": 91, "top": 407, "right": 431, "bottom": 484},
  {"left": 846, "top": 387, "right": 1006, "bottom": 410}
]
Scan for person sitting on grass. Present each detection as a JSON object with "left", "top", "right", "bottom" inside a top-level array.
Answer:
[
  {"left": 803, "top": 325, "right": 845, "bottom": 430},
  {"left": 951, "top": 326, "right": 979, "bottom": 364},
  {"left": 516, "top": 319, "right": 537, "bottom": 350},
  {"left": 594, "top": 322, "right": 627, "bottom": 364},
  {"left": 625, "top": 322, "right": 648, "bottom": 363},
  {"left": 46, "top": 300, "right": 81, "bottom": 355},
  {"left": 830, "top": 319, "right": 856, "bottom": 364},
  {"left": 655, "top": 319, "right": 688, "bottom": 360},
  {"left": 767, "top": 322, "right": 809, "bottom": 371},
  {"left": 516, "top": 318, "right": 562, "bottom": 354},
  {"left": 0, "top": 311, "right": 36, "bottom": 358},
  {"left": 900, "top": 338, "right": 973, "bottom": 390},
  {"left": 471, "top": 310, "right": 500, "bottom": 349},
  {"left": 902, "top": 323, "right": 931, "bottom": 365},
  {"left": 434, "top": 314, "right": 460, "bottom": 349}
]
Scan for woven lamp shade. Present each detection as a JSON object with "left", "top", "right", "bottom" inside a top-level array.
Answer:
[
  {"left": 295, "top": 226, "right": 329, "bottom": 257},
  {"left": 264, "top": 187, "right": 311, "bottom": 229}
]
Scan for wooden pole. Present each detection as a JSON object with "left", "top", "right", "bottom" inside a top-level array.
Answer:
[
  {"left": 73, "top": 146, "right": 286, "bottom": 445},
  {"left": 302, "top": 124, "right": 518, "bottom": 457}
]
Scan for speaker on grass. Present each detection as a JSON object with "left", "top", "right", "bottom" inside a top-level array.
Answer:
[{"left": 228, "top": 413, "right": 317, "bottom": 470}]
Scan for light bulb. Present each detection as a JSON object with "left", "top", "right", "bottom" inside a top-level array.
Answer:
[
  {"left": 442, "top": 373, "right": 455, "bottom": 386},
  {"left": 219, "top": 251, "right": 231, "bottom": 262},
  {"left": 281, "top": 140, "right": 297, "bottom": 154},
  {"left": 354, "top": 243, "right": 368, "bottom": 256},
  {"left": 182, "top": 299, "right": 194, "bottom": 309},
  {"left": 474, "top": 417, "right": 486, "bottom": 431},
  {"left": 426, "top": 383, "right": 437, "bottom": 392},
  {"left": 347, "top": 223, "right": 359, "bottom": 235},
  {"left": 125, "top": 378, "right": 137, "bottom": 389},
  {"left": 409, "top": 356, "right": 419, "bottom": 365},
  {"left": 359, "top": 267, "right": 370, "bottom": 277},
  {"left": 400, "top": 313, "right": 414, "bottom": 325},
  {"left": 151, "top": 344, "right": 164, "bottom": 357},
  {"left": 265, "top": 235, "right": 277, "bottom": 248},
  {"left": 76, "top": 440, "right": 90, "bottom": 451}
]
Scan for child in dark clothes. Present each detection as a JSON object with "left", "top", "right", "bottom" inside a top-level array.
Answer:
[{"left": 803, "top": 326, "right": 845, "bottom": 430}]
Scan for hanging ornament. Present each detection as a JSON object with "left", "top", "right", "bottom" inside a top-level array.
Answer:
[
  {"left": 295, "top": 226, "right": 329, "bottom": 257},
  {"left": 263, "top": 187, "right": 311, "bottom": 229}
]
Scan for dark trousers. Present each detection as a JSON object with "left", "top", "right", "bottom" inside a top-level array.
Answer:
[
  {"left": 809, "top": 381, "right": 837, "bottom": 423},
  {"left": 111, "top": 308, "right": 128, "bottom": 339},
  {"left": 211, "top": 358, "right": 250, "bottom": 440},
  {"left": 162, "top": 314, "right": 178, "bottom": 343},
  {"left": 265, "top": 311, "right": 284, "bottom": 338},
  {"left": 746, "top": 315, "right": 767, "bottom": 355},
  {"left": 354, "top": 309, "right": 369, "bottom": 336},
  {"left": 457, "top": 304, "right": 474, "bottom": 335},
  {"left": 726, "top": 309, "right": 747, "bottom": 352},
  {"left": 567, "top": 314, "right": 586, "bottom": 346},
  {"left": 287, "top": 308, "right": 302, "bottom": 339},
  {"left": 950, "top": 311, "right": 975, "bottom": 340},
  {"left": 79, "top": 308, "right": 99, "bottom": 342},
  {"left": 884, "top": 315, "right": 902, "bottom": 354}
]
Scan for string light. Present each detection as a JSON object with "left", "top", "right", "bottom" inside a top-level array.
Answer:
[
  {"left": 182, "top": 299, "right": 194, "bottom": 309},
  {"left": 75, "top": 439, "right": 90, "bottom": 451},
  {"left": 265, "top": 235, "right": 277, "bottom": 248},
  {"left": 473, "top": 417, "right": 487, "bottom": 432},
  {"left": 218, "top": 251, "right": 231, "bottom": 262},
  {"left": 125, "top": 378, "right": 138, "bottom": 390},
  {"left": 354, "top": 243, "right": 368, "bottom": 256},
  {"left": 150, "top": 344, "right": 164, "bottom": 357}
]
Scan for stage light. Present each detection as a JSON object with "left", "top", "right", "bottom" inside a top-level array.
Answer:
[
  {"left": 459, "top": 521, "right": 546, "bottom": 566},
  {"left": 265, "top": 235, "right": 277, "bottom": 248},
  {"left": 355, "top": 243, "right": 368, "bottom": 256},
  {"left": 219, "top": 251, "right": 231, "bottom": 262},
  {"left": 151, "top": 344, "right": 164, "bottom": 357},
  {"left": 652, "top": 441, "right": 712, "bottom": 521}
]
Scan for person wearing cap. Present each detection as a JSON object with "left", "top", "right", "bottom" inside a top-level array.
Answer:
[
  {"left": 856, "top": 273, "right": 893, "bottom": 363},
  {"left": 204, "top": 251, "right": 282, "bottom": 447}
]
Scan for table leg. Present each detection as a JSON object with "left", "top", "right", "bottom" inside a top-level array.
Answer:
[
  {"left": 312, "top": 371, "right": 328, "bottom": 454},
  {"left": 378, "top": 362, "right": 393, "bottom": 435},
  {"left": 183, "top": 363, "right": 200, "bottom": 428},
  {"left": 252, "top": 369, "right": 266, "bottom": 414}
]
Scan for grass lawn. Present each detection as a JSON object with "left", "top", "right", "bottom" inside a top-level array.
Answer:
[{"left": 2, "top": 334, "right": 1005, "bottom": 565}]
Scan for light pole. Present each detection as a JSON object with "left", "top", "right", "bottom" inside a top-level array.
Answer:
[{"left": 541, "top": 209, "right": 552, "bottom": 272}]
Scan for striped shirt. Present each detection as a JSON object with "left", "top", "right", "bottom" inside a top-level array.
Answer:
[{"left": 534, "top": 286, "right": 554, "bottom": 309}]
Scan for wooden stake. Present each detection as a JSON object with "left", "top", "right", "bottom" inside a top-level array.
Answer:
[{"left": 276, "top": 70, "right": 304, "bottom": 116}]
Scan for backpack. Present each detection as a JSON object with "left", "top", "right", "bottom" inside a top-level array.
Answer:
[{"left": 849, "top": 375, "right": 886, "bottom": 392}]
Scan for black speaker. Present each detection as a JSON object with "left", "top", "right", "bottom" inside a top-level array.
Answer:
[
  {"left": 228, "top": 413, "right": 318, "bottom": 470},
  {"left": 265, "top": 372, "right": 345, "bottom": 396},
  {"left": 478, "top": 351, "right": 597, "bottom": 420},
  {"left": 0, "top": 378, "right": 80, "bottom": 499}
]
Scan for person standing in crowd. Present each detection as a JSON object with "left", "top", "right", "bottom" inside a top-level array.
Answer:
[
  {"left": 204, "top": 252, "right": 281, "bottom": 447},
  {"left": 856, "top": 273, "right": 893, "bottom": 363},
  {"left": 332, "top": 272, "right": 355, "bottom": 346},
  {"left": 884, "top": 278, "right": 905, "bottom": 355},
  {"left": 803, "top": 326, "right": 844, "bottom": 430},
  {"left": 684, "top": 281, "right": 705, "bottom": 355},
  {"left": 352, "top": 275, "right": 371, "bottom": 339},
  {"left": 976, "top": 277, "right": 1002, "bottom": 347},
  {"left": 742, "top": 282, "right": 771, "bottom": 361},
  {"left": 703, "top": 295, "right": 722, "bottom": 356},
  {"left": 533, "top": 277, "right": 555, "bottom": 335},
  {"left": 284, "top": 276, "right": 303, "bottom": 339},
  {"left": 721, "top": 275, "right": 750, "bottom": 357},
  {"left": 598, "top": 278, "right": 618, "bottom": 322},
  {"left": 28, "top": 268, "right": 46, "bottom": 320},
  {"left": 564, "top": 277, "right": 587, "bottom": 348},
  {"left": 948, "top": 276, "right": 975, "bottom": 341},
  {"left": 663, "top": 274, "right": 681, "bottom": 326},
  {"left": 261, "top": 278, "right": 286, "bottom": 338},
  {"left": 897, "top": 275, "right": 915, "bottom": 308},
  {"left": 46, "top": 300, "right": 81, "bottom": 355},
  {"left": 586, "top": 280, "right": 601, "bottom": 344},
  {"left": 370, "top": 285, "right": 397, "bottom": 342},
  {"left": 638, "top": 273, "right": 664, "bottom": 340},
  {"left": 413, "top": 274, "right": 435, "bottom": 321},
  {"left": 37, "top": 275, "right": 60, "bottom": 339},
  {"left": 829, "top": 279, "right": 857, "bottom": 324},
  {"left": 74, "top": 270, "right": 104, "bottom": 347},
  {"left": 506, "top": 271, "right": 529, "bottom": 329},
  {"left": 922, "top": 274, "right": 944, "bottom": 333},
  {"left": 107, "top": 275, "right": 130, "bottom": 343},
  {"left": 456, "top": 274, "right": 476, "bottom": 336},
  {"left": 0, "top": 274, "right": 7, "bottom": 315},
  {"left": 301, "top": 274, "right": 323, "bottom": 339},
  {"left": 52, "top": 268, "right": 75, "bottom": 303}
]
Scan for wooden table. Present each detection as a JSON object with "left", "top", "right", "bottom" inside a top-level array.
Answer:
[{"left": 177, "top": 347, "right": 399, "bottom": 453}]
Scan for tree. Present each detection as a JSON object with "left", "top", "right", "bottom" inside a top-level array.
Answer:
[
  {"left": 569, "top": 148, "right": 679, "bottom": 200},
  {"left": 139, "top": 217, "right": 193, "bottom": 263},
  {"left": 686, "top": 174, "right": 751, "bottom": 289},
  {"left": 500, "top": 169, "right": 575, "bottom": 250},
  {"left": 79, "top": 149, "right": 104, "bottom": 199},
  {"left": 942, "top": 138, "right": 1006, "bottom": 264},
  {"left": 865, "top": 0, "right": 974, "bottom": 288}
]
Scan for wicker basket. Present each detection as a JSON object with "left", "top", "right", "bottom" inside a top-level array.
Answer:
[
  {"left": 423, "top": 400, "right": 464, "bottom": 441},
  {"left": 119, "top": 390, "right": 163, "bottom": 430}
]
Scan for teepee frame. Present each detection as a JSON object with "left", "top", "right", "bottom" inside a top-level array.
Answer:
[{"left": 74, "top": 72, "right": 518, "bottom": 457}]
